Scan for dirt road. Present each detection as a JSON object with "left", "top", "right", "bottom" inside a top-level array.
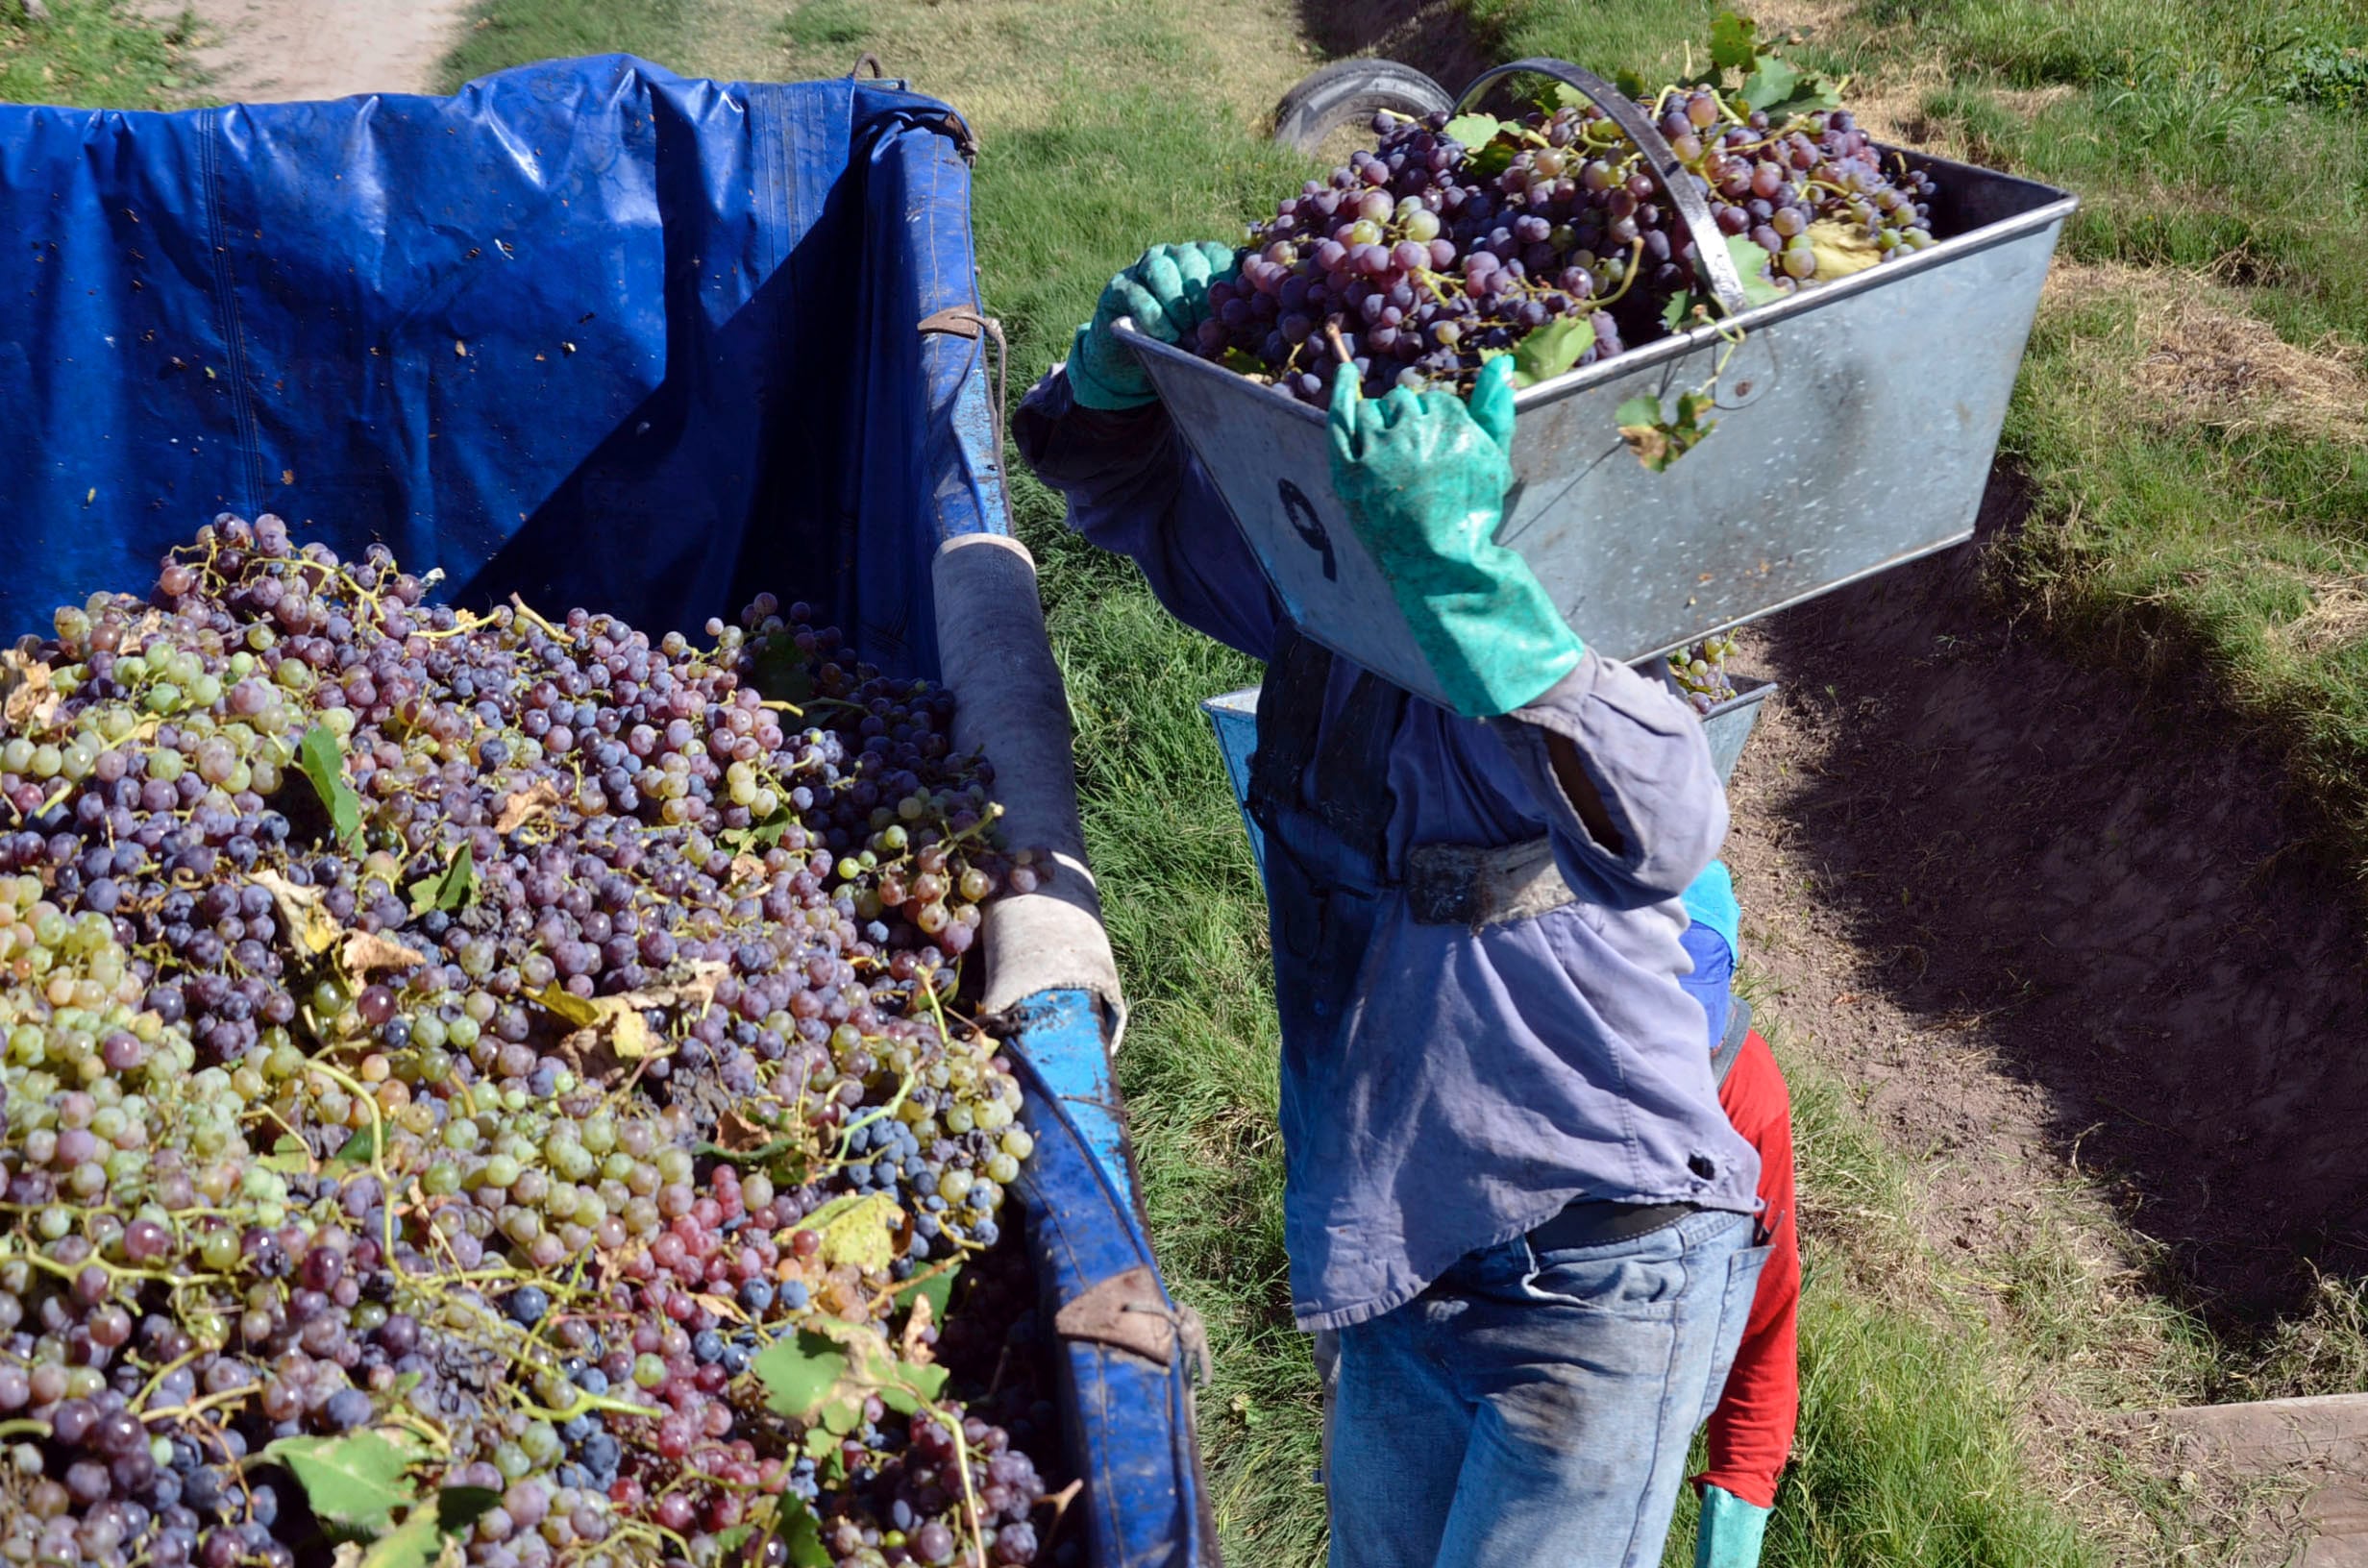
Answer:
[{"left": 172, "top": 0, "right": 470, "bottom": 101}]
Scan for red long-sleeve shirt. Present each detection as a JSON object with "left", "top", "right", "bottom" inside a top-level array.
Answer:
[{"left": 1697, "top": 1029, "right": 1800, "bottom": 1508}]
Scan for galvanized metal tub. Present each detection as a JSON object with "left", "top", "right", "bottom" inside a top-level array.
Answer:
[{"left": 1121, "top": 73, "right": 2076, "bottom": 712}]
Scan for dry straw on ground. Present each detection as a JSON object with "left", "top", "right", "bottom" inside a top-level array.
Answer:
[{"left": 2045, "top": 260, "right": 2366, "bottom": 448}]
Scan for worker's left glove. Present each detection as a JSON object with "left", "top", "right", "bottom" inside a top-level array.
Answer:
[
  {"left": 1067, "top": 241, "right": 1240, "bottom": 411},
  {"left": 1325, "top": 355, "right": 1583, "bottom": 718},
  {"left": 1694, "top": 1483, "right": 1771, "bottom": 1568}
]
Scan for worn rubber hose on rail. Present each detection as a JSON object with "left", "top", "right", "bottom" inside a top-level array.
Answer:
[{"left": 932, "top": 534, "right": 1128, "bottom": 1048}]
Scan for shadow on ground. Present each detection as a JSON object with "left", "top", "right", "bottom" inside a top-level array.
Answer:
[
  {"left": 1290, "top": 0, "right": 1495, "bottom": 95},
  {"left": 1735, "top": 474, "right": 2368, "bottom": 1324}
]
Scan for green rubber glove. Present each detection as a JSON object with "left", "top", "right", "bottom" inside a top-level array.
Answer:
[
  {"left": 1067, "top": 240, "right": 1240, "bottom": 411},
  {"left": 1324, "top": 355, "right": 1582, "bottom": 718},
  {"left": 1695, "top": 1484, "right": 1772, "bottom": 1568}
]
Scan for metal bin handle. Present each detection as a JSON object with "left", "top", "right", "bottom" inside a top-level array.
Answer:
[{"left": 1454, "top": 58, "right": 1750, "bottom": 318}]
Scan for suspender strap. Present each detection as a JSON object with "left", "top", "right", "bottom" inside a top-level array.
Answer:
[
  {"left": 1247, "top": 624, "right": 1331, "bottom": 829},
  {"left": 1248, "top": 623, "right": 1404, "bottom": 873}
]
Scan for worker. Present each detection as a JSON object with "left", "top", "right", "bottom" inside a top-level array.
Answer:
[
  {"left": 1674, "top": 862, "right": 1801, "bottom": 1568},
  {"left": 1301, "top": 862, "right": 1802, "bottom": 1567},
  {"left": 1017, "top": 241, "right": 1770, "bottom": 1567}
]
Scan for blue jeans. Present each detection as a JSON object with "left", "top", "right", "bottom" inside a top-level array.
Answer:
[{"left": 1320, "top": 1209, "right": 1766, "bottom": 1568}]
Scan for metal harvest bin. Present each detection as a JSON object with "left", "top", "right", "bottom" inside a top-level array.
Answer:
[{"left": 1122, "top": 59, "right": 2078, "bottom": 712}]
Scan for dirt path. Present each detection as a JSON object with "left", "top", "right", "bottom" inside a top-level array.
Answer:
[
  {"left": 172, "top": 0, "right": 471, "bottom": 102},
  {"left": 1730, "top": 478, "right": 2368, "bottom": 1324},
  {"left": 1722, "top": 475, "right": 2368, "bottom": 1559}
]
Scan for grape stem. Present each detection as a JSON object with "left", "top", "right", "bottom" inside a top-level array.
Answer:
[
  {"left": 1591, "top": 238, "right": 1650, "bottom": 310},
  {"left": 507, "top": 594, "right": 576, "bottom": 647},
  {"left": 930, "top": 1405, "right": 990, "bottom": 1568}
]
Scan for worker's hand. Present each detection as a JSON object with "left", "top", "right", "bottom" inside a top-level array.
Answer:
[
  {"left": 1067, "top": 240, "right": 1240, "bottom": 411},
  {"left": 1325, "top": 355, "right": 1583, "bottom": 718},
  {"left": 1694, "top": 1483, "right": 1772, "bottom": 1568}
]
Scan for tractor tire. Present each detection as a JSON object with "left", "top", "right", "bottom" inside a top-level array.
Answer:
[{"left": 1271, "top": 58, "right": 1456, "bottom": 157}]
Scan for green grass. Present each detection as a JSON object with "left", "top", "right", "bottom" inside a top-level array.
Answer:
[
  {"left": 779, "top": 0, "right": 871, "bottom": 54},
  {"left": 438, "top": 0, "right": 696, "bottom": 89},
  {"left": 0, "top": 0, "right": 197, "bottom": 107}
]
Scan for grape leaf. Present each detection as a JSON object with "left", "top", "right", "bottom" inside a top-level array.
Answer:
[
  {"left": 491, "top": 780, "right": 562, "bottom": 835},
  {"left": 1441, "top": 113, "right": 1502, "bottom": 148},
  {"left": 342, "top": 931, "right": 427, "bottom": 977},
  {"left": 296, "top": 724, "right": 363, "bottom": 850},
  {"left": 403, "top": 843, "right": 475, "bottom": 919},
  {"left": 1469, "top": 138, "right": 1517, "bottom": 179},
  {"left": 259, "top": 1429, "right": 425, "bottom": 1536},
  {"left": 329, "top": 1124, "right": 382, "bottom": 1168},
  {"left": 1739, "top": 55, "right": 1800, "bottom": 111},
  {"left": 1762, "top": 72, "right": 1846, "bottom": 123},
  {"left": 1724, "top": 235, "right": 1789, "bottom": 306},
  {"left": 891, "top": 1263, "right": 961, "bottom": 1323},
  {"left": 753, "top": 1319, "right": 950, "bottom": 1429},
  {"left": 753, "top": 1331, "right": 847, "bottom": 1421},
  {"left": 434, "top": 1486, "right": 502, "bottom": 1533},
  {"left": 333, "top": 1508, "right": 444, "bottom": 1568},
  {"left": 719, "top": 812, "right": 792, "bottom": 854},
  {"left": 1616, "top": 390, "right": 1720, "bottom": 472},
  {"left": 1661, "top": 291, "right": 1702, "bottom": 332},
  {"left": 0, "top": 651, "right": 62, "bottom": 731},
  {"left": 745, "top": 635, "right": 814, "bottom": 707},
  {"left": 1804, "top": 219, "right": 1884, "bottom": 282},
  {"left": 1508, "top": 316, "right": 1596, "bottom": 388},
  {"left": 801, "top": 1191, "right": 905, "bottom": 1274},
  {"left": 531, "top": 984, "right": 602, "bottom": 1030},
  {"left": 1710, "top": 12, "right": 1762, "bottom": 73},
  {"left": 535, "top": 960, "right": 728, "bottom": 1065},
  {"left": 253, "top": 869, "right": 341, "bottom": 955},
  {"left": 262, "top": 1134, "right": 313, "bottom": 1175},
  {"left": 1616, "top": 394, "right": 1665, "bottom": 430},
  {"left": 769, "top": 1498, "right": 833, "bottom": 1568}
]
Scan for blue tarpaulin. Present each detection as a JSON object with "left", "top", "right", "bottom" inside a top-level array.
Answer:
[
  {"left": 0, "top": 56, "right": 1205, "bottom": 1567},
  {"left": 0, "top": 56, "right": 1002, "bottom": 674}
]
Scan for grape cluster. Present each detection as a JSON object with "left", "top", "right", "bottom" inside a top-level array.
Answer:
[
  {"left": 1202, "top": 86, "right": 1942, "bottom": 404},
  {"left": 0, "top": 517, "right": 1058, "bottom": 1568},
  {"left": 1667, "top": 633, "right": 1745, "bottom": 713}
]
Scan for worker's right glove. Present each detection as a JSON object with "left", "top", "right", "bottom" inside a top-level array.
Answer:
[
  {"left": 1325, "top": 355, "right": 1583, "bottom": 718},
  {"left": 1067, "top": 241, "right": 1239, "bottom": 411},
  {"left": 1695, "top": 1483, "right": 1772, "bottom": 1568}
]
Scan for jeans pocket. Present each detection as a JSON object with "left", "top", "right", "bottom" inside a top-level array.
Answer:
[
  {"left": 1522, "top": 1234, "right": 1690, "bottom": 1320},
  {"left": 1696, "top": 1242, "right": 1773, "bottom": 1427}
]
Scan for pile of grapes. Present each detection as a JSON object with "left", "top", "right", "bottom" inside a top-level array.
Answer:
[
  {"left": 0, "top": 516, "right": 1064, "bottom": 1568},
  {"left": 1201, "top": 81, "right": 1942, "bottom": 404}
]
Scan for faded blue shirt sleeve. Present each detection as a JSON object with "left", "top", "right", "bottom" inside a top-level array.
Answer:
[
  {"left": 1487, "top": 651, "right": 1731, "bottom": 911},
  {"left": 1013, "top": 366, "right": 1283, "bottom": 662}
]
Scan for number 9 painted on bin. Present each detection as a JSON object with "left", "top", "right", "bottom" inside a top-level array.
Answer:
[{"left": 1277, "top": 479, "right": 1335, "bottom": 582}]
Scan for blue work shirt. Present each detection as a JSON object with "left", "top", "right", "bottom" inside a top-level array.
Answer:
[{"left": 1016, "top": 370, "right": 1762, "bottom": 1331}]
